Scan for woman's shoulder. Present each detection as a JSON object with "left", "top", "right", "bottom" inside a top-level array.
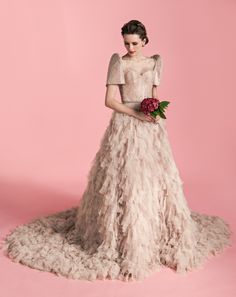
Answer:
[
  {"left": 151, "top": 54, "right": 162, "bottom": 70},
  {"left": 150, "top": 53, "right": 161, "bottom": 60},
  {"left": 108, "top": 52, "right": 122, "bottom": 61},
  {"left": 106, "top": 53, "right": 122, "bottom": 69}
]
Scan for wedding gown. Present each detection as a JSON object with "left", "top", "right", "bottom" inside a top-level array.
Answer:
[{"left": 0, "top": 53, "right": 232, "bottom": 282}]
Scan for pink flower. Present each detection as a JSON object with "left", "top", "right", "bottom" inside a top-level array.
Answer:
[
  {"left": 140, "top": 98, "right": 160, "bottom": 115},
  {"left": 140, "top": 97, "right": 170, "bottom": 119}
]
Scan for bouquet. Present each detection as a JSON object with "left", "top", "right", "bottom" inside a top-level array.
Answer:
[{"left": 140, "top": 97, "right": 170, "bottom": 119}]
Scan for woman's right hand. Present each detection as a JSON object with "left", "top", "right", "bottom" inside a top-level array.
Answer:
[{"left": 133, "top": 110, "right": 156, "bottom": 123}]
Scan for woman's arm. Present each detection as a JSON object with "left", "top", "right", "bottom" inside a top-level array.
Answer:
[
  {"left": 105, "top": 85, "right": 137, "bottom": 117},
  {"left": 152, "top": 85, "right": 159, "bottom": 99},
  {"left": 105, "top": 85, "right": 156, "bottom": 123}
]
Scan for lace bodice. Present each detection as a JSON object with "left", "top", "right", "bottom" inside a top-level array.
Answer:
[{"left": 105, "top": 52, "right": 162, "bottom": 104}]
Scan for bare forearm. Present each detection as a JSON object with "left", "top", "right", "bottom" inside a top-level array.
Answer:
[
  {"left": 152, "top": 86, "right": 159, "bottom": 99},
  {"left": 105, "top": 99, "right": 137, "bottom": 117}
]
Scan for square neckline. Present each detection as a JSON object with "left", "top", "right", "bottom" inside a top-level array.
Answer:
[
  {"left": 116, "top": 52, "right": 154, "bottom": 62},
  {"left": 115, "top": 53, "right": 157, "bottom": 76}
]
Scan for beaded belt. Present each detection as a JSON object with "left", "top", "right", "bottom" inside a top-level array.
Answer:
[{"left": 123, "top": 101, "right": 141, "bottom": 103}]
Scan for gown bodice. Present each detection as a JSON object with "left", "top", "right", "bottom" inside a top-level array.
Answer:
[{"left": 105, "top": 52, "right": 163, "bottom": 106}]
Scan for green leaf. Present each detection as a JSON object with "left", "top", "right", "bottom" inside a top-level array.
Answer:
[
  {"left": 159, "top": 101, "right": 170, "bottom": 111},
  {"left": 151, "top": 110, "right": 158, "bottom": 117},
  {"left": 158, "top": 109, "right": 166, "bottom": 119},
  {"left": 150, "top": 100, "right": 170, "bottom": 119}
]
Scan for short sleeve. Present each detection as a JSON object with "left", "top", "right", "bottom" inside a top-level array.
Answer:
[
  {"left": 105, "top": 53, "right": 125, "bottom": 86},
  {"left": 152, "top": 54, "right": 163, "bottom": 86}
]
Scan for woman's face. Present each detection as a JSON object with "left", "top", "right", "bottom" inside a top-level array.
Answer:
[{"left": 123, "top": 34, "right": 145, "bottom": 57}]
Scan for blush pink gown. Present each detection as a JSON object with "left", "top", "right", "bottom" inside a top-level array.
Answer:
[{"left": 0, "top": 53, "right": 232, "bottom": 282}]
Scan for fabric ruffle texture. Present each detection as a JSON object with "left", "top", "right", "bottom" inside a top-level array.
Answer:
[{"left": 0, "top": 111, "right": 232, "bottom": 282}]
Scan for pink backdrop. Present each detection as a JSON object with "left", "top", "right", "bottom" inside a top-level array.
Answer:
[{"left": 0, "top": 0, "right": 235, "bottom": 296}]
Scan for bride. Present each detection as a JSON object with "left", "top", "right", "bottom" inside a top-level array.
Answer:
[{"left": 0, "top": 19, "right": 232, "bottom": 282}]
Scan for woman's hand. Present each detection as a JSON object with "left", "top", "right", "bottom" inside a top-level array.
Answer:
[{"left": 133, "top": 111, "right": 160, "bottom": 123}]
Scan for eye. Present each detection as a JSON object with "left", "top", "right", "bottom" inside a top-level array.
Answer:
[{"left": 124, "top": 42, "right": 138, "bottom": 45}]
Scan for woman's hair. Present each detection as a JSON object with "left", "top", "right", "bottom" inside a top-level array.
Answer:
[{"left": 121, "top": 20, "right": 149, "bottom": 45}]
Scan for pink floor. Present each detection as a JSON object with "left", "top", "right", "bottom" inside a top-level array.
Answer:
[{"left": 0, "top": 179, "right": 235, "bottom": 297}]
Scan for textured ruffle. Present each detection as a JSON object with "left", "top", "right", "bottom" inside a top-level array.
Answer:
[{"left": 0, "top": 110, "right": 232, "bottom": 282}]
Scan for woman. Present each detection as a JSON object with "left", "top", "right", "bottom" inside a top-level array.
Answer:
[{"left": 1, "top": 20, "right": 232, "bottom": 282}]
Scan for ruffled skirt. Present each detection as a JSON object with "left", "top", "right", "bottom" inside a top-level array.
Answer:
[{"left": 0, "top": 106, "right": 232, "bottom": 281}]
